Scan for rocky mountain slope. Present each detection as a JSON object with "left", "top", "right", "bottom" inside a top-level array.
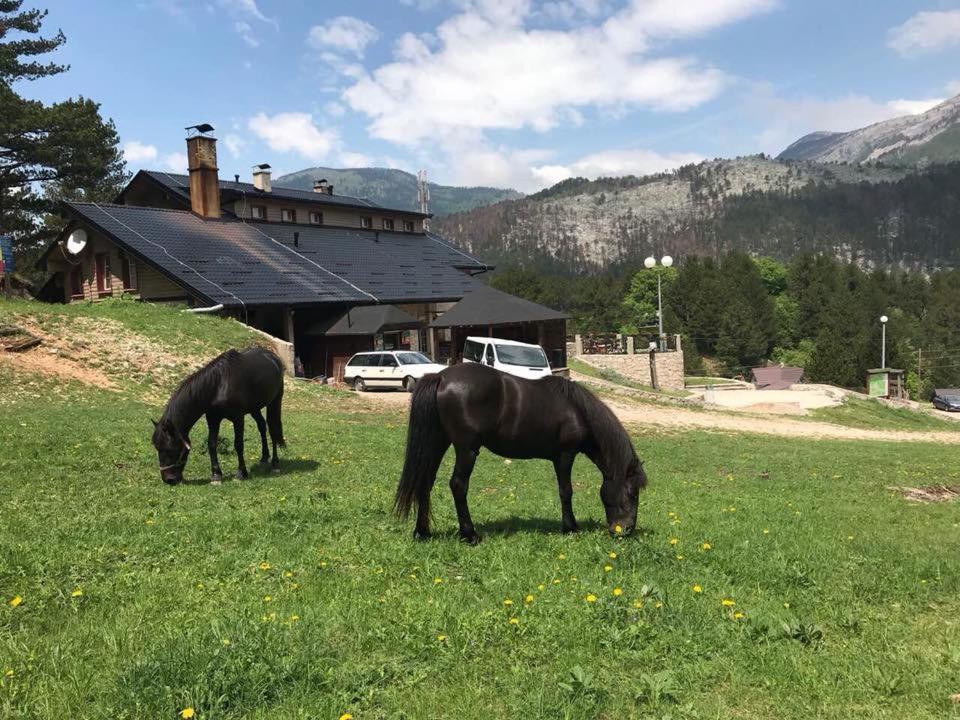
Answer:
[
  {"left": 275, "top": 167, "right": 521, "bottom": 217},
  {"left": 433, "top": 156, "right": 916, "bottom": 271},
  {"left": 778, "top": 94, "right": 960, "bottom": 165}
]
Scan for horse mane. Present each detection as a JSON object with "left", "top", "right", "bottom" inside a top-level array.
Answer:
[{"left": 543, "top": 375, "right": 637, "bottom": 478}]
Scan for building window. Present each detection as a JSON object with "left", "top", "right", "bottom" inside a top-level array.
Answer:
[
  {"left": 309, "top": 211, "right": 323, "bottom": 225},
  {"left": 120, "top": 254, "right": 134, "bottom": 290},
  {"left": 95, "top": 253, "right": 111, "bottom": 295},
  {"left": 251, "top": 205, "right": 266, "bottom": 220},
  {"left": 360, "top": 216, "right": 373, "bottom": 229},
  {"left": 403, "top": 220, "right": 415, "bottom": 232},
  {"left": 382, "top": 218, "right": 395, "bottom": 231},
  {"left": 70, "top": 267, "right": 83, "bottom": 298},
  {"left": 281, "top": 208, "right": 296, "bottom": 223}
]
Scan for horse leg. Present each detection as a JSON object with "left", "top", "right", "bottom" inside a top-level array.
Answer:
[
  {"left": 554, "top": 452, "right": 578, "bottom": 533},
  {"left": 266, "top": 391, "right": 284, "bottom": 472},
  {"left": 450, "top": 446, "right": 480, "bottom": 544},
  {"left": 251, "top": 408, "right": 269, "bottom": 464},
  {"left": 233, "top": 417, "right": 249, "bottom": 480},
  {"left": 206, "top": 414, "right": 223, "bottom": 484}
]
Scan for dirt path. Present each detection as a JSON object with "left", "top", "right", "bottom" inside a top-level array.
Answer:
[{"left": 351, "top": 377, "right": 960, "bottom": 444}]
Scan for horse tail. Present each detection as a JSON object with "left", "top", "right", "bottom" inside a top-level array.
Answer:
[{"left": 394, "top": 373, "right": 446, "bottom": 521}]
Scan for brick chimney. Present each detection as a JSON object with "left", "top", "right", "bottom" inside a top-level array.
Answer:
[
  {"left": 253, "top": 163, "right": 272, "bottom": 192},
  {"left": 185, "top": 124, "right": 221, "bottom": 219},
  {"left": 313, "top": 178, "right": 333, "bottom": 195}
]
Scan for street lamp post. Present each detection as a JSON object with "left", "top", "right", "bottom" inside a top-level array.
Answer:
[
  {"left": 644, "top": 254, "right": 673, "bottom": 351},
  {"left": 880, "top": 315, "right": 888, "bottom": 369}
]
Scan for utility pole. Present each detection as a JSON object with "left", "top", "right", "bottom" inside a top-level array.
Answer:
[{"left": 417, "top": 170, "right": 430, "bottom": 230}]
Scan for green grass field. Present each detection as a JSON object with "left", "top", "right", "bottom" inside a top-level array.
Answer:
[{"left": 2, "top": 302, "right": 960, "bottom": 719}]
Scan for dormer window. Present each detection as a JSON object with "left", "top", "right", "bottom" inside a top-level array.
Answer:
[
  {"left": 382, "top": 219, "right": 395, "bottom": 231},
  {"left": 403, "top": 220, "right": 415, "bottom": 233},
  {"left": 251, "top": 205, "right": 266, "bottom": 220},
  {"left": 281, "top": 208, "right": 296, "bottom": 223},
  {"left": 360, "top": 216, "right": 373, "bottom": 229},
  {"left": 309, "top": 211, "right": 323, "bottom": 225}
]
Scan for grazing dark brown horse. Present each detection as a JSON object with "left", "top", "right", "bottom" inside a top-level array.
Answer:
[
  {"left": 151, "top": 347, "right": 285, "bottom": 485},
  {"left": 394, "top": 363, "right": 647, "bottom": 543}
]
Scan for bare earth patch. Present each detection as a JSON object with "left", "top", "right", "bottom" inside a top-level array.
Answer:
[{"left": 888, "top": 485, "right": 960, "bottom": 503}]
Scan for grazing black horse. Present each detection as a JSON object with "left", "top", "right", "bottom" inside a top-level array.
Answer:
[
  {"left": 394, "top": 363, "right": 646, "bottom": 543},
  {"left": 151, "top": 347, "right": 285, "bottom": 485}
]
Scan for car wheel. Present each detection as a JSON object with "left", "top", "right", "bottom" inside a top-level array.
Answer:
[
  {"left": 353, "top": 377, "right": 366, "bottom": 392},
  {"left": 403, "top": 376, "right": 417, "bottom": 392}
]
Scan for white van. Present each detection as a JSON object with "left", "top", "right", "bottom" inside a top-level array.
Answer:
[
  {"left": 344, "top": 351, "right": 445, "bottom": 392},
  {"left": 461, "top": 336, "right": 551, "bottom": 380}
]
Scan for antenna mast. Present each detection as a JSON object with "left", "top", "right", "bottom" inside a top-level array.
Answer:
[{"left": 416, "top": 169, "right": 430, "bottom": 230}]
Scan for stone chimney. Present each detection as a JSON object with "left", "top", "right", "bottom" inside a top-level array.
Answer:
[
  {"left": 313, "top": 178, "right": 333, "bottom": 195},
  {"left": 185, "top": 124, "right": 220, "bottom": 219},
  {"left": 253, "top": 163, "right": 272, "bottom": 192}
]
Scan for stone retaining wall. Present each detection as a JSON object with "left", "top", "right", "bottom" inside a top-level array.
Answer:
[{"left": 572, "top": 334, "right": 685, "bottom": 390}]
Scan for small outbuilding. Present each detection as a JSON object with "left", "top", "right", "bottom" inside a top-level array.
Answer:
[
  {"left": 751, "top": 366, "right": 804, "bottom": 390},
  {"left": 429, "top": 285, "right": 569, "bottom": 368},
  {"left": 867, "top": 368, "right": 905, "bottom": 399}
]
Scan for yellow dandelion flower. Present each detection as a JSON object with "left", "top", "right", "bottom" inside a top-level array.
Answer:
[
  {"left": 553, "top": 579, "right": 561, "bottom": 584},
  {"left": 608, "top": 551, "right": 617, "bottom": 559},
  {"left": 558, "top": 553, "right": 566, "bottom": 560},
  {"left": 503, "top": 598, "right": 514, "bottom": 606},
  {"left": 437, "top": 634, "right": 447, "bottom": 642},
  {"left": 259, "top": 562, "right": 271, "bottom": 571},
  {"left": 847, "top": 535, "right": 854, "bottom": 540},
  {"left": 180, "top": 708, "right": 195, "bottom": 719},
  {"left": 585, "top": 594, "right": 597, "bottom": 603},
  {"left": 655, "top": 601, "right": 663, "bottom": 609},
  {"left": 222, "top": 639, "right": 231, "bottom": 646},
  {"left": 614, "top": 524, "right": 623, "bottom": 534},
  {"left": 692, "top": 584, "right": 703, "bottom": 593},
  {"left": 320, "top": 561, "right": 328, "bottom": 568},
  {"left": 676, "top": 554, "right": 684, "bottom": 560},
  {"left": 669, "top": 537, "right": 679, "bottom": 545},
  {"left": 783, "top": 602, "right": 790, "bottom": 609},
  {"left": 339, "top": 714, "right": 354, "bottom": 720},
  {"left": 721, "top": 598, "right": 735, "bottom": 607},
  {"left": 8, "top": 595, "right": 22, "bottom": 608},
  {"left": 701, "top": 542, "right": 712, "bottom": 551},
  {"left": 524, "top": 594, "right": 534, "bottom": 604},
  {"left": 537, "top": 583, "right": 545, "bottom": 591},
  {"left": 263, "top": 595, "right": 273, "bottom": 603},
  {"left": 763, "top": 528, "right": 769, "bottom": 534},
  {"left": 282, "top": 570, "right": 293, "bottom": 578},
  {"left": 71, "top": 588, "right": 83, "bottom": 598},
  {"left": 434, "top": 577, "right": 443, "bottom": 585},
  {"left": 612, "top": 587, "right": 623, "bottom": 597},
  {"left": 288, "top": 615, "right": 300, "bottom": 623},
  {"left": 603, "top": 564, "right": 613, "bottom": 572},
  {"left": 733, "top": 611, "right": 744, "bottom": 619},
  {"left": 508, "top": 617, "right": 519, "bottom": 625},
  {"left": 633, "top": 600, "right": 643, "bottom": 609},
  {"left": 145, "top": 519, "right": 156, "bottom": 525}
]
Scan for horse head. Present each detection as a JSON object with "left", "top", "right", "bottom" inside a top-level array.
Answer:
[
  {"left": 600, "top": 455, "right": 647, "bottom": 536},
  {"left": 151, "top": 418, "right": 191, "bottom": 485}
]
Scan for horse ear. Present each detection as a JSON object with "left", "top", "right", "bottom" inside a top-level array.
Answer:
[
  {"left": 151, "top": 418, "right": 159, "bottom": 428},
  {"left": 182, "top": 439, "right": 191, "bottom": 451}
]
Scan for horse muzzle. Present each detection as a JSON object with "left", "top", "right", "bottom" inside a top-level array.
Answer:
[{"left": 160, "top": 470, "right": 184, "bottom": 485}]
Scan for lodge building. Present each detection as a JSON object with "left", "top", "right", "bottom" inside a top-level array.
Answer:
[{"left": 39, "top": 127, "right": 568, "bottom": 378}]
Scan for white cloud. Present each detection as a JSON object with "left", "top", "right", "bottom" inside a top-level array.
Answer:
[
  {"left": 247, "top": 112, "right": 338, "bottom": 161},
  {"left": 753, "top": 91, "right": 947, "bottom": 155},
  {"left": 123, "top": 140, "right": 158, "bottom": 164},
  {"left": 224, "top": 133, "right": 246, "bottom": 157},
  {"left": 323, "top": 101, "right": 347, "bottom": 118},
  {"left": 888, "top": 10, "right": 960, "bottom": 56},
  {"left": 543, "top": 148, "right": 705, "bottom": 182},
  {"left": 218, "top": 0, "right": 272, "bottom": 24},
  {"left": 162, "top": 152, "right": 188, "bottom": 172},
  {"left": 234, "top": 21, "right": 259, "bottom": 47},
  {"left": 339, "top": 151, "right": 373, "bottom": 167},
  {"left": 308, "top": 16, "right": 380, "bottom": 57}
]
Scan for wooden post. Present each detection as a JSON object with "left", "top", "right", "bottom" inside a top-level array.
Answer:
[
  {"left": 649, "top": 347, "right": 659, "bottom": 390},
  {"left": 428, "top": 326, "right": 438, "bottom": 362},
  {"left": 574, "top": 334, "right": 583, "bottom": 357},
  {"left": 627, "top": 336, "right": 635, "bottom": 355}
]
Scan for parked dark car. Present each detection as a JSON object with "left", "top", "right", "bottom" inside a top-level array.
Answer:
[{"left": 932, "top": 389, "right": 960, "bottom": 412}]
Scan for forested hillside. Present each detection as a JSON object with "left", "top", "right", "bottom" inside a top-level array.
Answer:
[{"left": 435, "top": 159, "right": 960, "bottom": 272}]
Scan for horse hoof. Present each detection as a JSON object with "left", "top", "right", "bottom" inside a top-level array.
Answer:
[
  {"left": 271, "top": 466, "right": 281, "bottom": 474},
  {"left": 413, "top": 530, "right": 432, "bottom": 542},
  {"left": 561, "top": 524, "right": 579, "bottom": 534},
  {"left": 210, "top": 478, "right": 223, "bottom": 486},
  {"left": 236, "top": 471, "right": 249, "bottom": 480},
  {"left": 461, "top": 533, "right": 482, "bottom": 545}
]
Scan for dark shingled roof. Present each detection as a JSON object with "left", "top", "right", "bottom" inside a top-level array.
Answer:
[
  {"left": 138, "top": 171, "right": 428, "bottom": 217},
  {"left": 304, "top": 304, "right": 422, "bottom": 336},
  {"left": 430, "top": 285, "right": 569, "bottom": 328},
  {"left": 63, "top": 202, "right": 487, "bottom": 308}
]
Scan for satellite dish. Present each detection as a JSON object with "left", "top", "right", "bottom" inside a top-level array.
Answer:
[{"left": 66, "top": 229, "right": 88, "bottom": 255}]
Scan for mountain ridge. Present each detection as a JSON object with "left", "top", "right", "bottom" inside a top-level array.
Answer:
[{"left": 274, "top": 166, "right": 522, "bottom": 217}]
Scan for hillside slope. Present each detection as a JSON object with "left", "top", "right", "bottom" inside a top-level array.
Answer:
[
  {"left": 274, "top": 167, "right": 522, "bottom": 217},
  {"left": 433, "top": 156, "right": 914, "bottom": 271},
  {"left": 778, "top": 94, "right": 960, "bottom": 164}
]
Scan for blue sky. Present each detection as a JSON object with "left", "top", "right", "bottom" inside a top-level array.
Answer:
[{"left": 20, "top": 1, "right": 960, "bottom": 191}]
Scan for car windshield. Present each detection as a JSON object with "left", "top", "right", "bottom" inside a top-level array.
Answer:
[
  {"left": 495, "top": 344, "right": 548, "bottom": 367},
  {"left": 396, "top": 352, "right": 432, "bottom": 365}
]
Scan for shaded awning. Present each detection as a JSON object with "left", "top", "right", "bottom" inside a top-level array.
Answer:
[
  {"left": 429, "top": 285, "right": 568, "bottom": 328},
  {"left": 304, "top": 304, "right": 423, "bottom": 336}
]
